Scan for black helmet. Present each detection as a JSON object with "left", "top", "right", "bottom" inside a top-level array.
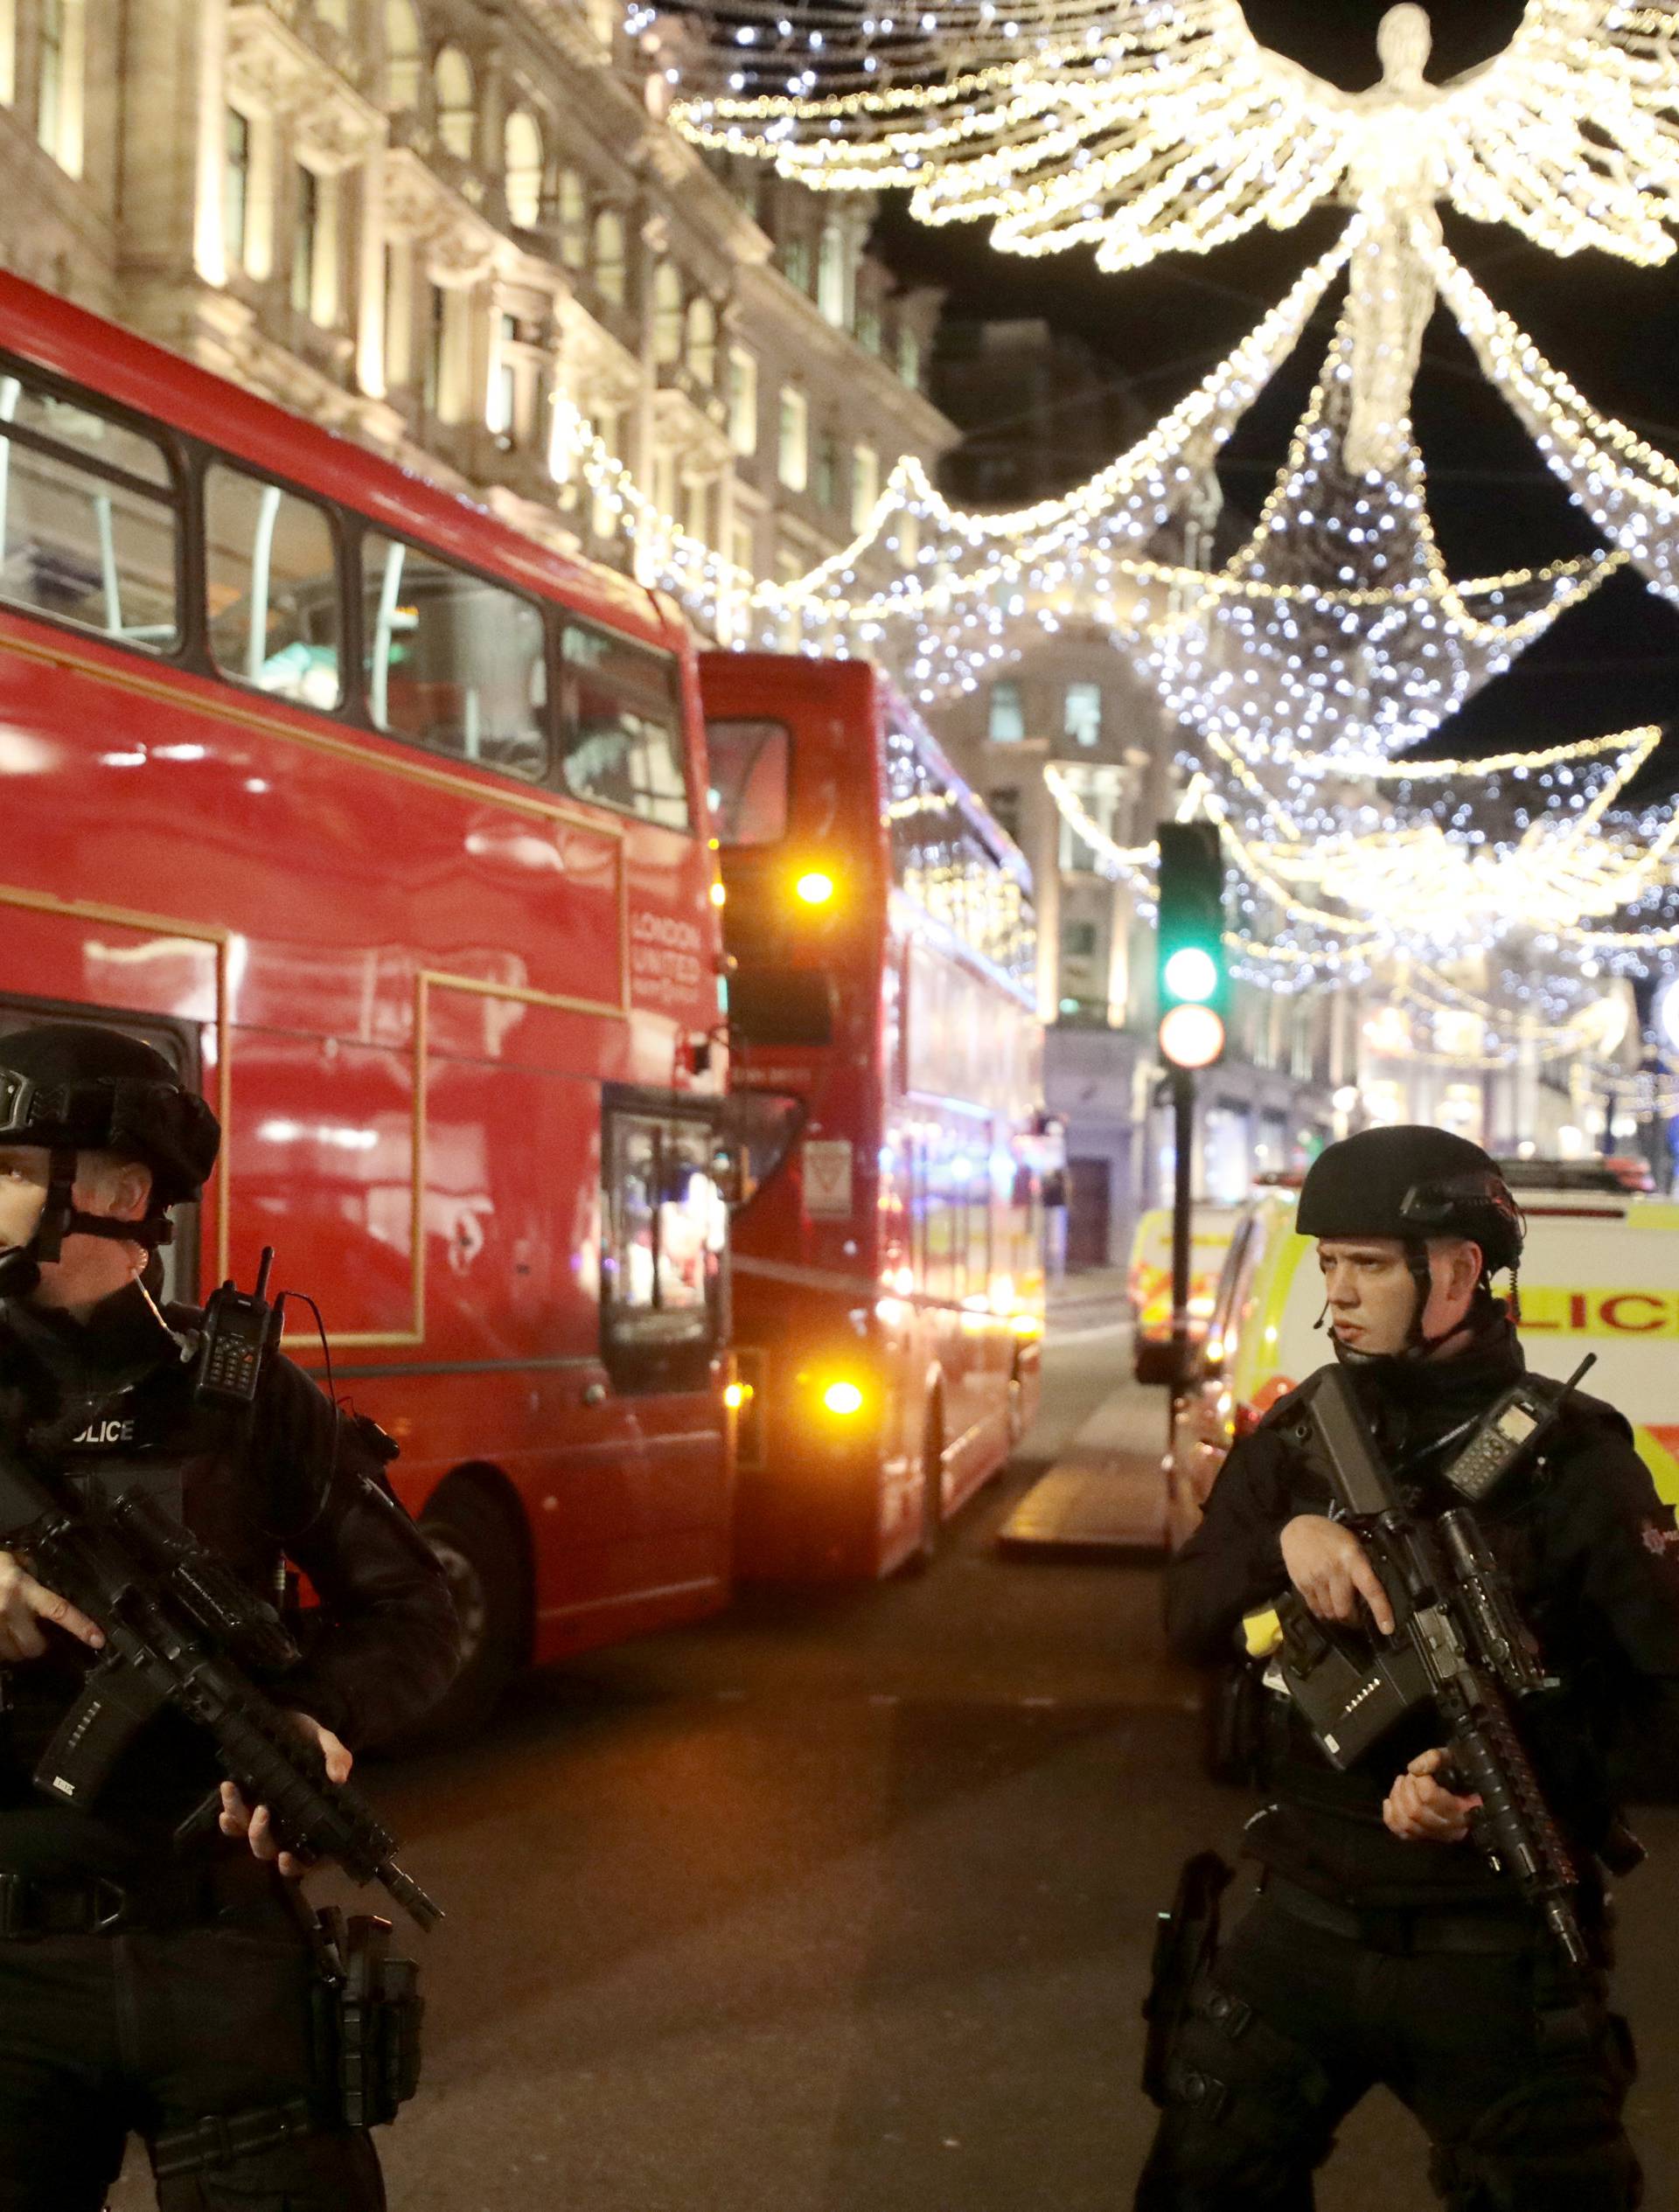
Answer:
[
  {"left": 0, "top": 1024, "right": 219, "bottom": 1297},
  {"left": 1298, "top": 1124, "right": 1522, "bottom": 1276},
  {"left": 0, "top": 1024, "right": 219, "bottom": 1205}
]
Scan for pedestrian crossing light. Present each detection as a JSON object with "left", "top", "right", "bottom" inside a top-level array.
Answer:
[{"left": 1156, "top": 822, "right": 1228, "bottom": 1071}]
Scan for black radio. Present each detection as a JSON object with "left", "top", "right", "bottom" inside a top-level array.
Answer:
[{"left": 1438, "top": 1353, "right": 1595, "bottom": 1504}]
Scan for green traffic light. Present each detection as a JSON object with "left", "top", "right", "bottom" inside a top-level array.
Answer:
[{"left": 1162, "top": 945, "right": 1219, "bottom": 1004}]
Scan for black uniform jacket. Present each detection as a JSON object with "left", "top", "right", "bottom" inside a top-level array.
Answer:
[
  {"left": 0, "top": 1283, "right": 459, "bottom": 1877},
  {"left": 1167, "top": 1308, "right": 1679, "bottom": 1908}
]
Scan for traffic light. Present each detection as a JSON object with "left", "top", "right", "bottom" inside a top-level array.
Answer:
[{"left": 1155, "top": 821, "right": 1228, "bottom": 1070}]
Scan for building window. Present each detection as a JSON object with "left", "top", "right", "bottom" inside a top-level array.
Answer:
[
  {"left": 651, "top": 262, "right": 683, "bottom": 368},
  {"left": 686, "top": 297, "right": 717, "bottom": 387},
  {"left": 684, "top": 477, "right": 708, "bottom": 546},
  {"left": 290, "top": 165, "right": 319, "bottom": 317},
  {"left": 434, "top": 45, "right": 475, "bottom": 162},
  {"left": 421, "top": 282, "right": 446, "bottom": 414},
  {"left": 385, "top": 0, "right": 421, "bottom": 109},
  {"left": 988, "top": 785, "right": 1021, "bottom": 844},
  {"left": 817, "top": 221, "right": 846, "bottom": 325},
  {"left": 224, "top": 108, "right": 251, "bottom": 274},
  {"left": 383, "top": 240, "right": 412, "bottom": 384},
  {"left": 855, "top": 302, "right": 881, "bottom": 353},
  {"left": 37, "top": 0, "right": 83, "bottom": 177},
  {"left": 489, "top": 312, "right": 519, "bottom": 439},
  {"left": 730, "top": 514, "right": 756, "bottom": 575},
  {"left": 899, "top": 325, "right": 922, "bottom": 389},
  {"left": 988, "top": 680, "right": 1024, "bottom": 743},
  {"left": 557, "top": 170, "right": 588, "bottom": 269},
  {"left": 778, "top": 233, "right": 810, "bottom": 291},
  {"left": 592, "top": 210, "right": 625, "bottom": 306},
  {"left": 850, "top": 442, "right": 879, "bottom": 532},
  {"left": 814, "top": 432, "right": 840, "bottom": 511},
  {"left": 503, "top": 108, "right": 545, "bottom": 230},
  {"left": 727, "top": 345, "right": 757, "bottom": 455},
  {"left": 1063, "top": 680, "right": 1103, "bottom": 748},
  {"left": 585, "top": 0, "right": 617, "bottom": 48},
  {"left": 777, "top": 386, "right": 808, "bottom": 492},
  {"left": 0, "top": 0, "right": 14, "bottom": 106}
]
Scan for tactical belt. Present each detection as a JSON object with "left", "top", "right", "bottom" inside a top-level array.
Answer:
[
  {"left": 1268, "top": 1873, "right": 1538, "bottom": 1955},
  {"left": 151, "top": 2097, "right": 316, "bottom": 2181},
  {"left": 0, "top": 1852, "right": 279, "bottom": 1940}
]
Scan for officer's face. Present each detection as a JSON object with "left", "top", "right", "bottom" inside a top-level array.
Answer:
[
  {"left": 1316, "top": 1235, "right": 1481, "bottom": 1356},
  {"left": 0, "top": 1144, "right": 48, "bottom": 1256},
  {"left": 0, "top": 1144, "right": 151, "bottom": 1313}
]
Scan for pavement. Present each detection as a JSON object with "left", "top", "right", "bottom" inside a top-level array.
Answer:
[
  {"left": 1045, "top": 1266, "right": 1132, "bottom": 1332},
  {"left": 1000, "top": 1298, "right": 1174, "bottom": 1555}
]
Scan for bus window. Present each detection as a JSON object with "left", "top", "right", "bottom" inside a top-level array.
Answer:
[
  {"left": 706, "top": 717, "right": 790, "bottom": 845},
  {"left": 603, "top": 1103, "right": 726, "bottom": 1388},
  {"left": 0, "top": 368, "right": 179, "bottom": 650},
  {"left": 559, "top": 619, "right": 690, "bottom": 831},
  {"left": 204, "top": 464, "right": 342, "bottom": 709},
  {"left": 362, "top": 531, "right": 548, "bottom": 781}
]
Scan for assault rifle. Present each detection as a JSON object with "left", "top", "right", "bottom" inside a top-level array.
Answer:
[
  {"left": 0, "top": 1443, "right": 442, "bottom": 1932},
  {"left": 1268, "top": 1367, "right": 1617, "bottom": 1973}
]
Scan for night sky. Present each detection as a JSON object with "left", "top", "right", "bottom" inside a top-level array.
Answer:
[{"left": 871, "top": 0, "right": 1679, "bottom": 781}]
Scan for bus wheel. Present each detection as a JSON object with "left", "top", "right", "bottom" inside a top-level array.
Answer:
[
  {"left": 400, "top": 1484, "right": 525, "bottom": 1746},
  {"left": 903, "top": 1402, "right": 944, "bottom": 1576}
]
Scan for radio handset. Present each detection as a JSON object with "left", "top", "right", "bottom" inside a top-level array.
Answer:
[{"left": 194, "top": 1247, "right": 282, "bottom": 1410}]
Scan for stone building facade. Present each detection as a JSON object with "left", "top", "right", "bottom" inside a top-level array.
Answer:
[{"left": 0, "top": 0, "right": 952, "bottom": 602}]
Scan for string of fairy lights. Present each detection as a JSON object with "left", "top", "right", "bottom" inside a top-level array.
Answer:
[{"left": 592, "top": 0, "right": 1679, "bottom": 1093}]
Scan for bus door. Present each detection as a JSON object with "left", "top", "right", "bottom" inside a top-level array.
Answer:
[{"left": 595, "top": 1089, "right": 731, "bottom": 1593}]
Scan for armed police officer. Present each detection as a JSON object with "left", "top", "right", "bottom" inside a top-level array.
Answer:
[
  {"left": 1137, "top": 1123, "right": 1679, "bottom": 2212},
  {"left": 0, "top": 1022, "right": 459, "bottom": 2212}
]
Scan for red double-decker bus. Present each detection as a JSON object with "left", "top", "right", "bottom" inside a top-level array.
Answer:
[
  {"left": 0, "top": 271, "right": 735, "bottom": 1734},
  {"left": 700, "top": 652, "right": 1048, "bottom": 1579}
]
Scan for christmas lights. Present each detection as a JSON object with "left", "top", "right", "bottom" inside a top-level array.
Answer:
[{"left": 664, "top": 2, "right": 1679, "bottom": 469}]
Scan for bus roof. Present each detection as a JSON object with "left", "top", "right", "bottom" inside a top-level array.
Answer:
[
  {"left": 0, "top": 268, "right": 679, "bottom": 655},
  {"left": 700, "top": 650, "right": 1034, "bottom": 897}
]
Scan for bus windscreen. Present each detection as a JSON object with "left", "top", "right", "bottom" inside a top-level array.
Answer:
[{"left": 706, "top": 717, "right": 790, "bottom": 845}]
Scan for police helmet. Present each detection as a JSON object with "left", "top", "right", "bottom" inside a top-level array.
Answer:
[
  {"left": 1297, "top": 1124, "right": 1522, "bottom": 1277},
  {"left": 0, "top": 1024, "right": 219, "bottom": 1207}
]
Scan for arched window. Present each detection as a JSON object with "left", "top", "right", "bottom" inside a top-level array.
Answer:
[
  {"left": 384, "top": 0, "right": 421, "bottom": 111},
  {"left": 434, "top": 45, "right": 475, "bottom": 162},
  {"left": 685, "top": 296, "right": 716, "bottom": 387},
  {"left": 651, "top": 261, "right": 683, "bottom": 368},
  {"left": 592, "top": 209, "right": 625, "bottom": 307},
  {"left": 557, "top": 170, "right": 588, "bottom": 269},
  {"left": 503, "top": 108, "right": 544, "bottom": 229}
]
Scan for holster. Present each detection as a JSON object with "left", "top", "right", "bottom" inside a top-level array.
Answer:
[
  {"left": 308, "top": 1907, "right": 424, "bottom": 2132},
  {"left": 1142, "top": 1850, "right": 1234, "bottom": 2108}
]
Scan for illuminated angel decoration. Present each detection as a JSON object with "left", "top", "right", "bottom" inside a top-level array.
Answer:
[{"left": 661, "top": 1, "right": 1679, "bottom": 470}]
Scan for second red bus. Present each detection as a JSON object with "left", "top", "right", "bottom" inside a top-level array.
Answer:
[{"left": 701, "top": 651, "right": 1048, "bottom": 1579}]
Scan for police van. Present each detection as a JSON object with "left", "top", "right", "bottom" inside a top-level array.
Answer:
[
  {"left": 1128, "top": 1201, "right": 1240, "bottom": 1385},
  {"left": 1167, "top": 1164, "right": 1679, "bottom": 1552}
]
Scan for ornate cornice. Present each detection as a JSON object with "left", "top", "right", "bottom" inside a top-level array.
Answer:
[{"left": 226, "top": 3, "right": 385, "bottom": 173}]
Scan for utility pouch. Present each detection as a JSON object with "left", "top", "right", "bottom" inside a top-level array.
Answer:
[
  {"left": 308, "top": 1907, "right": 424, "bottom": 2131},
  {"left": 1142, "top": 1851, "right": 1234, "bottom": 2108}
]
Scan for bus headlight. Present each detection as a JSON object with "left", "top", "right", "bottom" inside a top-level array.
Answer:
[
  {"left": 794, "top": 870, "right": 835, "bottom": 907},
  {"left": 723, "top": 1381, "right": 754, "bottom": 1411},
  {"left": 820, "top": 1379, "right": 866, "bottom": 1416}
]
